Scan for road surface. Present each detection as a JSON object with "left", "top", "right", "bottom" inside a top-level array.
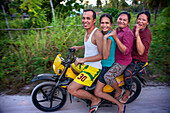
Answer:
[{"left": 0, "top": 86, "right": 170, "bottom": 113}]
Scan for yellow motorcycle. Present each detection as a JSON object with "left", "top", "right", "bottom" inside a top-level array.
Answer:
[{"left": 31, "top": 48, "right": 148, "bottom": 112}]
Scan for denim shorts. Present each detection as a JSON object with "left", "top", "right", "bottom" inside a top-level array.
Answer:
[{"left": 98, "top": 66, "right": 110, "bottom": 84}]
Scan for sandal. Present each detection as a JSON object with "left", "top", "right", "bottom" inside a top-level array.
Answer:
[
  {"left": 120, "top": 104, "right": 126, "bottom": 113},
  {"left": 89, "top": 100, "right": 104, "bottom": 113},
  {"left": 89, "top": 105, "right": 98, "bottom": 113},
  {"left": 115, "top": 89, "right": 124, "bottom": 100},
  {"left": 119, "top": 94, "right": 130, "bottom": 104}
]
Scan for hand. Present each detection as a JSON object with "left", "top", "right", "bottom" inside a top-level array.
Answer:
[
  {"left": 104, "top": 29, "right": 117, "bottom": 40},
  {"left": 74, "top": 58, "right": 85, "bottom": 67},
  {"left": 103, "top": 35, "right": 108, "bottom": 40},
  {"left": 110, "top": 29, "right": 117, "bottom": 40},
  {"left": 135, "top": 24, "right": 141, "bottom": 38},
  {"left": 71, "top": 46, "right": 79, "bottom": 51}
]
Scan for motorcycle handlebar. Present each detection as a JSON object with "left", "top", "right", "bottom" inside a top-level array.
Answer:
[
  {"left": 66, "top": 48, "right": 76, "bottom": 62},
  {"left": 69, "top": 48, "right": 76, "bottom": 53}
]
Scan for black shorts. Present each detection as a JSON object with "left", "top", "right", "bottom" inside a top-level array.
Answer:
[{"left": 98, "top": 66, "right": 110, "bottom": 84}]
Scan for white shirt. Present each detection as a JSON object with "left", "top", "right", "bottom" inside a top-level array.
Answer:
[{"left": 84, "top": 28, "right": 102, "bottom": 69}]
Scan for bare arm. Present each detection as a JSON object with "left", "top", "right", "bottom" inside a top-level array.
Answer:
[
  {"left": 71, "top": 45, "right": 85, "bottom": 51},
  {"left": 74, "top": 30, "right": 103, "bottom": 66},
  {"left": 135, "top": 24, "right": 145, "bottom": 55},
  {"left": 103, "top": 35, "right": 112, "bottom": 59}
]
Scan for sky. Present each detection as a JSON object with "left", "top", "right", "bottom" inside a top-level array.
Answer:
[
  {"left": 61, "top": 0, "right": 132, "bottom": 7},
  {"left": 82, "top": 0, "right": 132, "bottom": 6},
  {"left": 84, "top": 0, "right": 106, "bottom": 6}
]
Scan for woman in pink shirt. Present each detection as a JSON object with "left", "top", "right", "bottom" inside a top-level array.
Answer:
[
  {"left": 120, "top": 11, "right": 152, "bottom": 104},
  {"left": 103, "top": 11, "right": 134, "bottom": 99},
  {"left": 93, "top": 11, "right": 134, "bottom": 113}
]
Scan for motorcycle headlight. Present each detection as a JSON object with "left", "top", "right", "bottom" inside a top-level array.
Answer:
[{"left": 53, "top": 64, "right": 55, "bottom": 70}]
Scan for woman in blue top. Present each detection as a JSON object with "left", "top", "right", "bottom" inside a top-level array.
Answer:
[
  {"left": 98, "top": 14, "right": 116, "bottom": 84},
  {"left": 89, "top": 14, "right": 126, "bottom": 113}
]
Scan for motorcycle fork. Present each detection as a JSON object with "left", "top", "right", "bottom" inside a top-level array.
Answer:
[{"left": 48, "top": 64, "right": 69, "bottom": 100}]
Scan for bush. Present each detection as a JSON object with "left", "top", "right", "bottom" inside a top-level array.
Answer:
[
  {"left": 102, "top": 7, "right": 120, "bottom": 22},
  {"left": 148, "top": 6, "right": 170, "bottom": 79},
  {"left": 0, "top": 15, "right": 85, "bottom": 92}
]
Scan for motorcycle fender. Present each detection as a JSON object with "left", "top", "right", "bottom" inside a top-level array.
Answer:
[
  {"left": 31, "top": 74, "right": 58, "bottom": 82},
  {"left": 103, "top": 74, "right": 125, "bottom": 93}
]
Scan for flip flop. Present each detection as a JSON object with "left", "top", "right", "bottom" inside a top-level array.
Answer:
[
  {"left": 119, "top": 94, "right": 130, "bottom": 104},
  {"left": 120, "top": 104, "right": 126, "bottom": 113},
  {"left": 115, "top": 89, "right": 124, "bottom": 100},
  {"left": 89, "top": 99, "right": 104, "bottom": 113},
  {"left": 89, "top": 105, "right": 98, "bottom": 113}
]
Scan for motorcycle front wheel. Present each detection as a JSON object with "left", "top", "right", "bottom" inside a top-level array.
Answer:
[
  {"left": 31, "top": 81, "right": 67, "bottom": 112},
  {"left": 126, "top": 76, "right": 141, "bottom": 104}
]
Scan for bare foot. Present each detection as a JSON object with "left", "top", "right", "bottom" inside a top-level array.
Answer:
[
  {"left": 117, "top": 104, "right": 126, "bottom": 113},
  {"left": 89, "top": 98, "right": 101, "bottom": 113},
  {"left": 114, "top": 89, "right": 122, "bottom": 99},
  {"left": 91, "top": 97, "right": 101, "bottom": 107}
]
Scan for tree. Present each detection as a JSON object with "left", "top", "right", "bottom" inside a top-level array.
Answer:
[
  {"left": 85, "top": 0, "right": 89, "bottom": 6},
  {"left": 149, "top": 6, "right": 170, "bottom": 77},
  {"left": 109, "top": 0, "right": 119, "bottom": 9},
  {"left": 1, "top": 0, "right": 84, "bottom": 27},
  {"left": 103, "top": 7, "right": 120, "bottom": 21},
  {"left": 132, "top": 0, "right": 139, "bottom": 12},
  {"left": 146, "top": 0, "right": 169, "bottom": 21},
  {"left": 120, "top": 0, "right": 128, "bottom": 10},
  {"left": 140, "top": 0, "right": 146, "bottom": 10},
  {"left": 97, "top": 0, "right": 102, "bottom": 8}
]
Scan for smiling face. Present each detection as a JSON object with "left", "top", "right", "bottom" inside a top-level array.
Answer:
[
  {"left": 100, "top": 16, "right": 112, "bottom": 34},
  {"left": 136, "top": 14, "right": 149, "bottom": 30},
  {"left": 117, "top": 14, "right": 129, "bottom": 29},
  {"left": 82, "top": 11, "right": 96, "bottom": 30}
]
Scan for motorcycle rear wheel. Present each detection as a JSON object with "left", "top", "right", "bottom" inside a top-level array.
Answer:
[
  {"left": 31, "top": 81, "right": 67, "bottom": 112},
  {"left": 126, "top": 76, "right": 141, "bottom": 104}
]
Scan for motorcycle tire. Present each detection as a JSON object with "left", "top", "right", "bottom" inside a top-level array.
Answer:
[
  {"left": 126, "top": 76, "right": 141, "bottom": 104},
  {"left": 31, "top": 81, "right": 67, "bottom": 112}
]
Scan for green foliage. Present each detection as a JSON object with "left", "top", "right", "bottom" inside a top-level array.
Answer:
[
  {"left": 156, "top": 75, "right": 169, "bottom": 82},
  {"left": 102, "top": 7, "right": 120, "bottom": 21},
  {"left": 0, "top": 0, "right": 84, "bottom": 28},
  {"left": 148, "top": 6, "right": 170, "bottom": 76},
  {"left": 20, "top": 0, "right": 48, "bottom": 27},
  {"left": 0, "top": 15, "right": 85, "bottom": 91},
  {"left": 146, "top": 0, "right": 169, "bottom": 10},
  {"left": 57, "top": 1, "right": 84, "bottom": 19},
  {"left": 97, "top": 0, "right": 102, "bottom": 8}
]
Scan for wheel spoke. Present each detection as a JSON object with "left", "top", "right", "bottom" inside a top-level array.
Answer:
[
  {"left": 53, "top": 96, "right": 63, "bottom": 100},
  {"left": 38, "top": 99, "right": 48, "bottom": 102},
  {"left": 32, "top": 82, "right": 66, "bottom": 111},
  {"left": 40, "top": 89, "right": 47, "bottom": 97},
  {"left": 50, "top": 100, "right": 53, "bottom": 108},
  {"left": 131, "top": 89, "right": 136, "bottom": 93}
]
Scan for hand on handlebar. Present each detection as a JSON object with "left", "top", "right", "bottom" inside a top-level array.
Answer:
[
  {"left": 71, "top": 46, "right": 79, "bottom": 51},
  {"left": 74, "top": 58, "right": 85, "bottom": 67}
]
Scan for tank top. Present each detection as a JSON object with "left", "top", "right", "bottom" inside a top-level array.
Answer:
[
  {"left": 101, "top": 30, "right": 116, "bottom": 67},
  {"left": 84, "top": 27, "right": 102, "bottom": 69}
]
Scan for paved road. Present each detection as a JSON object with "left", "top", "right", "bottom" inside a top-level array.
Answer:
[{"left": 0, "top": 86, "right": 170, "bottom": 113}]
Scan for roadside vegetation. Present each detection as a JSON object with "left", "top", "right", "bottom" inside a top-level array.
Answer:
[{"left": 0, "top": 0, "right": 169, "bottom": 93}]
